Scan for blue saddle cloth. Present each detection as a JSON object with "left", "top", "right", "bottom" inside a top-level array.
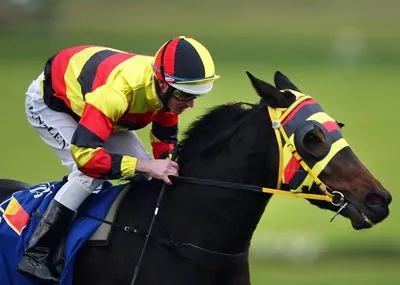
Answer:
[{"left": 0, "top": 180, "right": 123, "bottom": 285}]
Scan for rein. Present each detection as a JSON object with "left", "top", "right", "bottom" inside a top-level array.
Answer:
[{"left": 170, "top": 175, "right": 343, "bottom": 204}]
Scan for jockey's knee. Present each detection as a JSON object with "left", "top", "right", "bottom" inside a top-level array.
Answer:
[
  {"left": 54, "top": 170, "right": 104, "bottom": 211},
  {"left": 67, "top": 170, "right": 103, "bottom": 191}
]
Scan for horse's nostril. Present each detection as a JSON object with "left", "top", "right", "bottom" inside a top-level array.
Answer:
[{"left": 365, "top": 193, "right": 386, "bottom": 207}]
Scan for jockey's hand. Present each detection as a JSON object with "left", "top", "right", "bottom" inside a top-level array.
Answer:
[{"left": 136, "top": 159, "right": 179, "bottom": 185}]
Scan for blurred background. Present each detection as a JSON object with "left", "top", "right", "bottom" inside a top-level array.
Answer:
[{"left": 1, "top": 0, "right": 399, "bottom": 284}]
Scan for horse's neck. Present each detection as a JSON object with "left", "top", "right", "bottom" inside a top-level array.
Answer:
[
  {"left": 182, "top": 106, "right": 278, "bottom": 186},
  {"left": 166, "top": 108, "right": 277, "bottom": 252}
]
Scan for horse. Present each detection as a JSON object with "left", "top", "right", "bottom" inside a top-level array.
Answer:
[{"left": 0, "top": 71, "right": 392, "bottom": 285}]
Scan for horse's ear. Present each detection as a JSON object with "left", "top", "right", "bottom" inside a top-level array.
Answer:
[
  {"left": 274, "top": 71, "right": 302, "bottom": 92},
  {"left": 246, "top": 71, "right": 289, "bottom": 108}
]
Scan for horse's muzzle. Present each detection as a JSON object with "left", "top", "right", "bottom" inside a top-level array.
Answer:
[
  {"left": 346, "top": 188, "right": 391, "bottom": 229},
  {"left": 364, "top": 188, "right": 391, "bottom": 220}
]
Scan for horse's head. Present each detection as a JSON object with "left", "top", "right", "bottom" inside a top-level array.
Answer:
[{"left": 246, "top": 71, "right": 391, "bottom": 230}]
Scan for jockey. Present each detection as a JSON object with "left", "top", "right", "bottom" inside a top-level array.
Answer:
[{"left": 17, "top": 36, "right": 219, "bottom": 283}]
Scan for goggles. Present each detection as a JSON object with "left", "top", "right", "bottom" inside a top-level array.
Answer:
[{"left": 172, "top": 89, "right": 197, "bottom": 102}]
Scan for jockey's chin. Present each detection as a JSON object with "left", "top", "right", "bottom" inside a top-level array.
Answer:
[{"left": 167, "top": 98, "right": 194, "bottom": 115}]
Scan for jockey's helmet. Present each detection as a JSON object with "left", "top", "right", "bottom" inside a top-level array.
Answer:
[{"left": 152, "top": 36, "right": 219, "bottom": 96}]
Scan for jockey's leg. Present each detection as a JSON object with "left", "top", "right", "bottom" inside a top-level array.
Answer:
[
  {"left": 17, "top": 74, "right": 101, "bottom": 283},
  {"left": 17, "top": 171, "right": 103, "bottom": 283},
  {"left": 17, "top": 200, "right": 74, "bottom": 283}
]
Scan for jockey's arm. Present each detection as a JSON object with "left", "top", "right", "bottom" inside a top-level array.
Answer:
[
  {"left": 150, "top": 110, "right": 178, "bottom": 159},
  {"left": 70, "top": 86, "right": 179, "bottom": 183},
  {"left": 70, "top": 85, "right": 138, "bottom": 180}
]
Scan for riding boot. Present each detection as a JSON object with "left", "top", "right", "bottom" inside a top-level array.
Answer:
[{"left": 17, "top": 200, "right": 75, "bottom": 284}]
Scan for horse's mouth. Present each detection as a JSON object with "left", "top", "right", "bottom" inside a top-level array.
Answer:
[
  {"left": 342, "top": 202, "right": 374, "bottom": 230},
  {"left": 307, "top": 183, "right": 390, "bottom": 230},
  {"left": 339, "top": 190, "right": 391, "bottom": 230}
]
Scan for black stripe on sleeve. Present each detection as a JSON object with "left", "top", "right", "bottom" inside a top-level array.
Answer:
[
  {"left": 105, "top": 154, "right": 123, "bottom": 179},
  {"left": 71, "top": 124, "right": 104, "bottom": 148},
  {"left": 152, "top": 122, "right": 178, "bottom": 142}
]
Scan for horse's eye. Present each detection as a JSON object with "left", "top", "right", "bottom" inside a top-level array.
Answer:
[
  {"left": 295, "top": 122, "right": 332, "bottom": 161},
  {"left": 304, "top": 132, "right": 323, "bottom": 145}
]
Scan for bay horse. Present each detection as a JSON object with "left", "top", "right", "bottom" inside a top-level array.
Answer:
[{"left": 0, "top": 71, "right": 391, "bottom": 285}]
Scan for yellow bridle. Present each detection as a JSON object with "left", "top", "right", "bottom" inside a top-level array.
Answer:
[{"left": 260, "top": 92, "right": 349, "bottom": 206}]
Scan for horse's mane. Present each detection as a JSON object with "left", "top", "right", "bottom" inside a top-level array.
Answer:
[{"left": 179, "top": 103, "right": 256, "bottom": 164}]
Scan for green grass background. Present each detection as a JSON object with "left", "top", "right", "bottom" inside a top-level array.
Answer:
[{"left": 1, "top": 0, "right": 399, "bottom": 284}]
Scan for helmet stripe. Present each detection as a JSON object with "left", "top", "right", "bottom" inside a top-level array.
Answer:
[
  {"left": 186, "top": 38, "right": 216, "bottom": 78},
  {"left": 161, "top": 38, "right": 179, "bottom": 80},
  {"left": 174, "top": 39, "right": 205, "bottom": 80}
]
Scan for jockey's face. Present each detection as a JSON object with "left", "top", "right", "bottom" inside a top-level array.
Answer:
[
  {"left": 158, "top": 81, "right": 195, "bottom": 115},
  {"left": 168, "top": 91, "right": 195, "bottom": 115}
]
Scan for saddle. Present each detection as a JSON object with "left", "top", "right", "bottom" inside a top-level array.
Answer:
[
  {"left": 86, "top": 173, "right": 150, "bottom": 246},
  {"left": 86, "top": 183, "right": 130, "bottom": 246}
]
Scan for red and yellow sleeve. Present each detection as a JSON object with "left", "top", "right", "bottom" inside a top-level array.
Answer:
[
  {"left": 150, "top": 110, "right": 178, "bottom": 159},
  {"left": 70, "top": 85, "right": 137, "bottom": 179}
]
